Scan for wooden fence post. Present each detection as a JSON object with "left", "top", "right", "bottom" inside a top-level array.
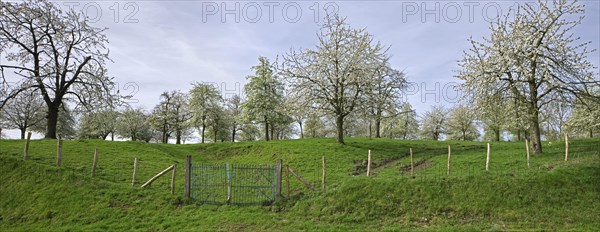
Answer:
[
  {"left": 322, "top": 156, "right": 326, "bottom": 194},
  {"left": 92, "top": 148, "right": 99, "bottom": 177},
  {"left": 486, "top": 143, "right": 490, "bottom": 172},
  {"left": 226, "top": 163, "right": 231, "bottom": 202},
  {"left": 285, "top": 166, "right": 290, "bottom": 198},
  {"left": 275, "top": 159, "right": 283, "bottom": 199},
  {"left": 447, "top": 145, "right": 451, "bottom": 176},
  {"left": 525, "top": 139, "right": 530, "bottom": 168},
  {"left": 564, "top": 134, "right": 569, "bottom": 161},
  {"left": 56, "top": 139, "right": 63, "bottom": 167},
  {"left": 141, "top": 165, "right": 175, "bottom": 188},
  {"left": 132, "top": 157, "right": 139, "bottom": 186},
  {"left": 287, "top": 166, "right": 314, "bottom": 191},
  {"left": 367, "top": 150, "right": 372, "bottom": 177},
  {"left": 410, "top": 148, "right": 414, "bottom": 176},
  {"left": 23, "top": 132, "right": 32, "bottom": 161},
  {"left": 184, "top": 156, "right": 191, "bottom": 198},
  {"left": 171, "top": 164, "right": 177, "bottom": 195}
]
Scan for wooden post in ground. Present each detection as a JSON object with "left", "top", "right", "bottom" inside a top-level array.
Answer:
[
  {"left": 322, "top": 156, "right": 326, "bottom": 194},
  {"left": 410, "top": 148, "right": 414, "bottom": 176},
  {"left": 486, "top": 143, "right": 490, "bottom": 172},
  {"left": 285, "top": 166, "right": 290, "bottom": 198},
  {"left": 287, "top": 166, "right": 314, "bottom": 191},
  {"left": 525, "top": 139, "right": 530, "bottom": 168},
  {"left": 132, "top": 157, "right": 139, "bottom": 186},
  {"left": 275, "top": 159, "right": 283, "bottom": 199},
  {"left": 23, "top": 132, "right": 32, "bottom": 161},
  {"left": 184, "top": 156, "right": 192, "bottom": 198},
  {"left": 56, "top": 139, "right": 63, "bottom": 167},
  {"left": 171, "top": 164, "right": 177, "bottom": 194},
  {"left": 92, "top": 148, "right": 99, "bottom": 177},
  {"left": 367, "top": 150, "right": 372, "bottom": 177},
  {"left": 447, "top": 145, "right": 451, "bottom": 176},
  {"left": 141, "top": 164, "right": 175, "bottom": 188},
  {"left": 564, "top": 134, "right": 569, "bottom": 161},
  {"left": 226, "top": 163, "right": 231, "bottom": 202}
]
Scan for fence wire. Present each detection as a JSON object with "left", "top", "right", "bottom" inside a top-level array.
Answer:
[{"left": 191, "top": 163, "right": 276, "bottom": 205}]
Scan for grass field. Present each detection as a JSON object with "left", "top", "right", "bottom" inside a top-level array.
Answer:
[{"left": 0, "top": 138, "right": 599, "bottom": 231}]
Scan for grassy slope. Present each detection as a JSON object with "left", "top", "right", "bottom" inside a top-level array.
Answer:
[{"left": 0, "top": 138, "right": 598, "bottom": 231}]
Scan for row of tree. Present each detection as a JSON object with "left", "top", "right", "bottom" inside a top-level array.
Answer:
[
  {"left": 1, "top": 0, "right": 598, "bottom": 153},
  {"left": 1, "top": 83, "right": 597, "bottom": 143}
]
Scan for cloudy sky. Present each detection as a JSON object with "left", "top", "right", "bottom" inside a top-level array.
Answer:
[
  {"left": 89, "top": 0, "right": 599, "bottom": 109},
  {"left": 2, "top": 0, "right": 600, "bottom": 139}
]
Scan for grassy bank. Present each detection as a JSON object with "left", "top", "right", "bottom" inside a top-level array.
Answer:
[{"left": 1, "top": 138, "right": 598, "bottom": 230}]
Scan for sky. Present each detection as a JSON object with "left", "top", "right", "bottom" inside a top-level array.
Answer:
[{"left": 2, "top": 0, "right": 600, "bottom": 139}]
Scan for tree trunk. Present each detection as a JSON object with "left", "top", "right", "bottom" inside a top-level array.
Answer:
[
  {"left": 213, "top": 128, "right": 217, "bottom": 143},
  {"left": 45, "top": 103, "right": 60, "bottom": 139},
  {"left": 20, "top": 128, "right": 26, "bottom": 140},
  {"left": 264, "top": 117, "right": 270, "bottom": 141},
  {"left": 270, "top": 123, "right": 275, "bottom": 141},
  {"left": 368, "top": 121, "right": 372, "bottom": 139},
  {"left": 111, "top": 132, "right": 114, "bottom": 141},
  {"left": 375, "top": 119, "right": 381, "bottom": 138},
  {"left": 176, "top": 130, "right": 181, "bottom": 144},
  {"left": 201, "top": 123, "right": 206, "bottom": 144},
  {"left": 336, "top": 115, "right": 345, "bottom": 144},
  {"left": 231, "top": 125, "right": 236, "bottom": 142},
  {"left": 590, "top": 129, "right": 593, "bottom": 138},
  {"left": 298, "top": 121, "right": 304, "bottom": 139},
  {"left": 529, "top": 106, "right": 543, "bottom": 154},
  {"left": 162, "top": 124, "right": 168, "bottom": 144},
  {"left": 494, "top": 129, "right": 500, "bottom": 142}
]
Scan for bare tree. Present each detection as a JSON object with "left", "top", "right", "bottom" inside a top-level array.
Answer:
[
  {"left": 457, "top": 0, "right": 599, "bottom": 153},
  {"left": 281, "top": 15, "right": 388, "bottom": 144},
  {"left": 0, "top": 0, "right": 121, "bottom": 139}
]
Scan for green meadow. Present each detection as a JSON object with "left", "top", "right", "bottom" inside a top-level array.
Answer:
[{"left": 1, "top": 138, "right": 599, "bottom": 231}]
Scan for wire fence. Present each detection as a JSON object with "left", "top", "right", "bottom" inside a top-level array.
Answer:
[
  {"left": 190, "top": 163, "right": 277, "bottom": 205},
  {"left": 0, "top": 138, "right": 597, "bottom": 203}
]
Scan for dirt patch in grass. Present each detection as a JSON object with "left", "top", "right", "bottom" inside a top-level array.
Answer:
[
  {"left": 352, "top": 153, "right": 408, "bottom": 175},
  {"left": 399, "top": 159, "right": 434, "bottom": 174}
]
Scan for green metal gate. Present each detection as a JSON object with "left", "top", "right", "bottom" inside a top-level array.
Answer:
[{"left": 190, "top": 163, "right": 277, "bottom": 205}]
